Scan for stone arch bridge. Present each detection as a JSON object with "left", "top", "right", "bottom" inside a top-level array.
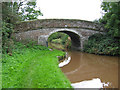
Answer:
[{"left": 13, "top": 19, "right": 104, "bottom": 50}]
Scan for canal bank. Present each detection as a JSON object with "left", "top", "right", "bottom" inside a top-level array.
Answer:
[{"left": 2, "top": 42, "right": 72, "bottom": 88}]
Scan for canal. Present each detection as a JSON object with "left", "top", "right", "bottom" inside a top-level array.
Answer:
[{"left": 59, "top": 51, "right": 119, "bottom": 88}]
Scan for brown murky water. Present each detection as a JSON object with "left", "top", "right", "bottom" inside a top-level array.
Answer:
[{"left": 59, "top": 51, "right": 119, "bottom": 88}]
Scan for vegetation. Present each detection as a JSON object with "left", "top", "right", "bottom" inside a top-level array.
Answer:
[
  {"left": 99, "top": 2, "right": 120, "bottom": 37},
  {"left": 2, "top": 1, "right": 72, "bottom": 88},
  {"left": 2, "top": 22, "right": 14, "bottom": 54},
  {"left": 2, "top": 1, "right": 43, "bottom": 54},
  {"left": 48, "top": 32, "right": 69, "bottom": 44},
  {"left": 83, "top": 2, "right": 120, "bottom": 56},
  {"left": 48, "top": 32, "right": 71, "bottom": 50},
  {"left": 83, "top": 33, "right": 120, "bottom": 56},
  {"left": 2, "top": 42, "right": 72, "bottom": 88},
  {"left": 2, "top": 1, "right": 119, "bottom": 88},
  {"left": 2, "top": 1, "right": 42, "bottom": 22}
]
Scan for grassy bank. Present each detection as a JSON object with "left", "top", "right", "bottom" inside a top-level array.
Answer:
[
  {"left": 2, "top": 42, "right": 72, "bottom": 88},
  {"left": 48, "top": 43, "right": 65, "bottom": 51}
]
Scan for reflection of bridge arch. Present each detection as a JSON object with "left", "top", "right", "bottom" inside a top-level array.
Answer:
[{"left": 47, "top": 29, "right": 82, "bottom": 50}]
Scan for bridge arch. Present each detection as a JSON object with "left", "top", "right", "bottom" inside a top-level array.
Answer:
[
  {"left": 47, "top": 29, "right": 82, "bottom": 50},
  {"left": 14, "top": 19, "right": 104, "bottom": 50}
]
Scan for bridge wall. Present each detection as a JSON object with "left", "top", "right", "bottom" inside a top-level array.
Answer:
[
  {"left": 13, "top": 28, "right": 102, "bottom": 50},
  {"left": 14, "top": 19, "right": 104, "bottom": 32}
]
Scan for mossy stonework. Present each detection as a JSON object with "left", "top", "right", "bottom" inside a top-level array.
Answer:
[{"left": 13, "top": 19, "right": 105, "bottom": 50}]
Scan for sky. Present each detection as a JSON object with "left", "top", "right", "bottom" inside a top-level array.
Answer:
[{"left": 37, "top": 0, "right": 103, "bottom": 21}]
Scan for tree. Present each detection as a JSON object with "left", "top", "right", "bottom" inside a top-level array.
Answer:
[
  {"left": 2, "top": 0, "right": 43, "bottom": 22},
  {"left": 2, "top": 2, "right": 16, "bottom": 53},
  {"left": 99, "top": 2, "right": 120, "bottom": 37},
  {"left": 18, "top": 1, "right": 43, "bottom": 21},
  {"left": 2, "top": 0, "right": 43, "bottom": 53},
  {"left": 83, "top": 2, "right": 120, "bottom": 56}
]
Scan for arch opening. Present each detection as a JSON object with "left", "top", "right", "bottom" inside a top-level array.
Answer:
[{"left": 47, "top": 30, "right": 81, "bottom": 50}]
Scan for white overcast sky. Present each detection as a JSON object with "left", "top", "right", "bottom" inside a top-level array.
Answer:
[{"left": 37, "top": 0, "right": 103, "bottom": 21}]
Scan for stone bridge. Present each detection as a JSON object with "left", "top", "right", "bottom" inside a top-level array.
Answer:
[{"left": 13, "top": 19, "right": 104, "bottom": 50}]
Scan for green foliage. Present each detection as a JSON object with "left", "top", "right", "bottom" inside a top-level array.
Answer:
[
  {"left": 2, "top": 2, "right": 20, "bottom": 24},
  {"left": 2, "top": 42, "right": 72, "bottom": 88},
  {"left": 48, "top": 32, "right": 71, "bottom": 50},
  {"left": 2, "top": 2, "right": 20, "bottom": 53},
  {"left": 61, "top": 34, "right": 69, "bottom": 45},
  {"left": 48, "top": 32, "right": 64, "bottom": 42},
  {"left": 83, "top": 33, "right": 120, "bottom": 56},
  {"left": 2, "top": 22, "right": 13, "bottom": 38},
  {"left": 86, "top": 2, "right": 120, "bottom": 56},
  {"left": 48, "top": 32, "right": 70, "bottom": 45},
  {"left": 51, "top": 39, "right": 62, "bottom": 44},
  {"left": 2, "top": 1, "right": 43, "bottom": 53},
  {"left": 99, "top": 2, "right": 120, "bottom": 37},
  {"left": 18, "top": 1, "right": 43, "bottom": 21},
  {"left": 2, "top": 1, "right": 43, "bottom": 22},
  {"left": 2, "top": 22, "right": 14, "bottom": 53}
]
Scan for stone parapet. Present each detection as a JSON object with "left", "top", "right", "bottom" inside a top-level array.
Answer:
[{"left": 14, "top": 19, "right": 104, "bottom": 33}]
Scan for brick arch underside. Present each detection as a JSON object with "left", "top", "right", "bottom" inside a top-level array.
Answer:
[{"left": 47, "top": 30, "right": 81, "bottom": 50}]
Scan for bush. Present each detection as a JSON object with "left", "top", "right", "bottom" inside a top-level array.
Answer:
[
  {"left": 83, "top": 33, "right": 119, "bottom": 56},
  {"left": 51, "top": 39, "right": 62, "bottom": 44},
  {"left": 2, "top": 22, "right": 14, "bottom": 54},
  {"left": 48, "top": 32, "right": 69, "bottom": 43}
]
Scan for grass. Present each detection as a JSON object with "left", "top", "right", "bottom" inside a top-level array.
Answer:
[
  {"left": 2, "top": 42, "right": 72, "bottom": 88},
  {"left": 48, "top": 43, "right": 65, "bottom": 51}
]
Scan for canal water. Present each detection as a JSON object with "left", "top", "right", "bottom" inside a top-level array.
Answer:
[{"left": 59, "top": 51, "right": 119, "bottom": 88}]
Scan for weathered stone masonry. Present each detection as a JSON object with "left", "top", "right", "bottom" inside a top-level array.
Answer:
[{"left": 13, "top": 19, "right": 104, "bottom": 50}]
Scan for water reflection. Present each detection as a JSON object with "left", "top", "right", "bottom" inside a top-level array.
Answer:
[
  {"left": 59, "top": 56, "right": 71, "bottom": 67},
  {"left": 60, "top": 51, "right": 119, "bottom": 88},
  {"left": 71, "top": 78, "right": 109, "bottom": 88},
  {"left": 59, "top": 52, "right": 71, "bottom": 67}
]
